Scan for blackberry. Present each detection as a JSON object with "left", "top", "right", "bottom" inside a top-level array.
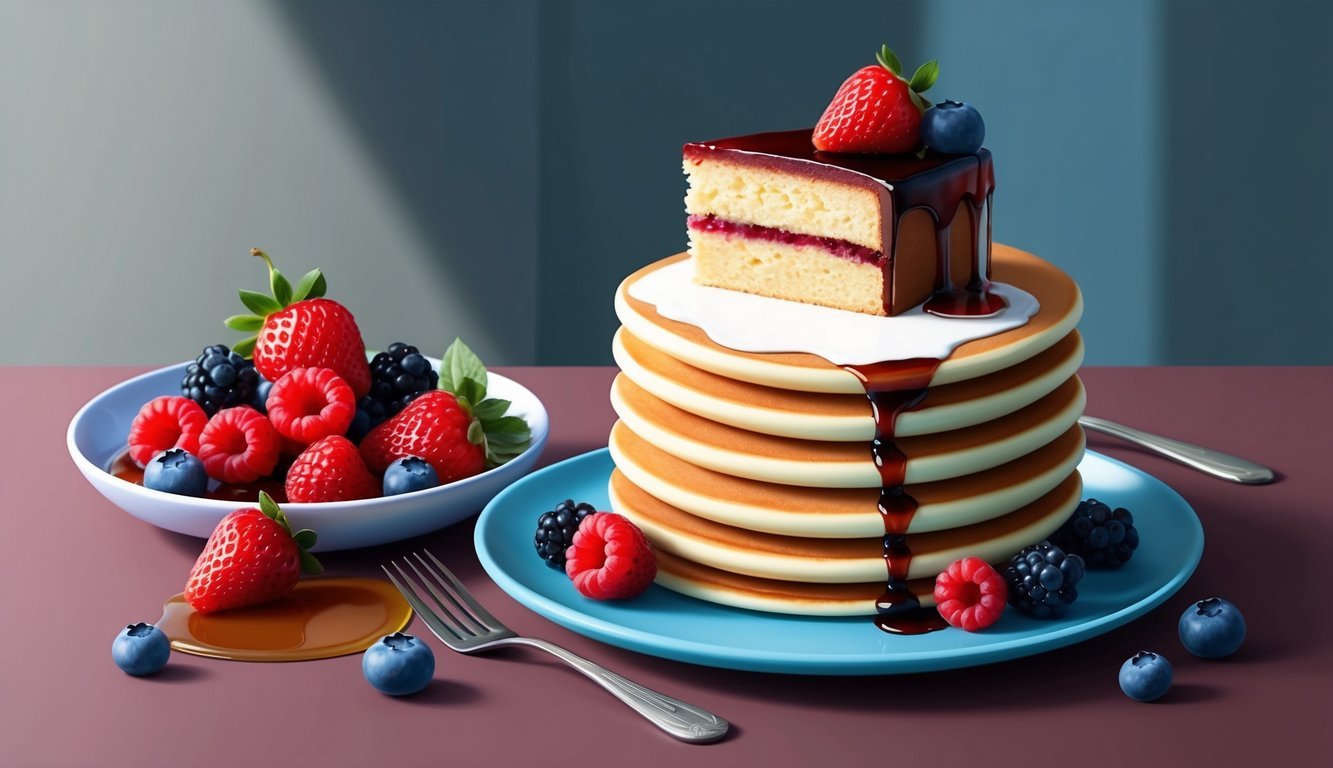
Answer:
[
  {"left": 181, "top": 344, "right": 261, "bottom": 416},
  {"left": 534, "top": 499, "right": 598, "bottom": 568},
  {"left": 1051, "top": 498, "right": 1140, "bottom": 569},
  {"left": 346, "top": 396, "right": 389, "bottom": 443},
  {"left": 1003, "top": 541, "right": 1085, "bottom": 618},
  {"left": 367, "top": 342, "right": 438, "bottom": 417}
]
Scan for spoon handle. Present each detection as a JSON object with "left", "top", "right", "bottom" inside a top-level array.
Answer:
[{"left": 1078, "top": 416, "right": 1275, "bottom": 485}]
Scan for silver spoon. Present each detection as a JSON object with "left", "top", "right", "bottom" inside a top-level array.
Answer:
[{"left": 1079, "top": 416, "right": 1275, "bottom": 485}]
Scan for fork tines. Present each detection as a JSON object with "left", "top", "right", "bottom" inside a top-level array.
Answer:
[{"left": 382, "top": 550, "right": 506, "bottom": 647}]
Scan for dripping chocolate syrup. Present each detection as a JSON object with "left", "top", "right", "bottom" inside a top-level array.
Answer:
[
  {"left": 921, "top": 192, "right": 1006, "bottom": 318},
  {"left": 844, "top": 360, "right": 949, "bottom": 635}
]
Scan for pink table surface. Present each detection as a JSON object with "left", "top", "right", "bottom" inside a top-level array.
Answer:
[{"left": 2, "top": 365, "right": 1331, "bottom": 767}]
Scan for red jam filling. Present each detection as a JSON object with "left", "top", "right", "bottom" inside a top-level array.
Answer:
[{"left": 687, "top": 214, "right": 883, "bottom": 266}]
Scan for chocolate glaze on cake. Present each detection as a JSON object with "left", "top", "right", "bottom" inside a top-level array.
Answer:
[{"left": 683, "top": 129, "right": 1001, "bottom": 318}]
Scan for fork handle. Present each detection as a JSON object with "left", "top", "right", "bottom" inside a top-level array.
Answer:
[
  {"left": 505, "top": 636, "right": 729, "bottom": 743},
  {"left": 1079, "top": 416, "right": 1275, "bottom": 484}
]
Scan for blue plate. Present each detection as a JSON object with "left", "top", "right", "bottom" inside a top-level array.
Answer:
[{"left": 475, "top": 449, "right": 1202, "bottom": 675}]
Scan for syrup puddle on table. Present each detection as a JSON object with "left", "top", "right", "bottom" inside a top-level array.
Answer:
[{"left": 157, "top": 577, "right": 412, "bottom": 661}]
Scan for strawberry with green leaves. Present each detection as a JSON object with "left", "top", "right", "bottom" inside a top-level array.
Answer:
[
  {"left": 359, "top": 339, "right": 531, "bottom": 482},
  {"left": 224, "top": 249, "right": 371, "bottom": 399},
  {"left": 184, "top": 492, "right": 322, "bottom": 613},
  {"left": 812, "top": 44, "right": 939, "bottom": 154}
]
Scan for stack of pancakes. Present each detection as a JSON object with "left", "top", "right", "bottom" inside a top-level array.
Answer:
[{"left": 607, "top": 246, "right": 1086, "bottom": 616}]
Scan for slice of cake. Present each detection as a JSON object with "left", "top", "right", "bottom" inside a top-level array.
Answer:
[{"left": 684, "top": 129, "right": 995, "bottom": 317}]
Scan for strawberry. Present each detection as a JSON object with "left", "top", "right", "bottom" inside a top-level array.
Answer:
[
  {"left": 286, "top": 435, "right": 380, "bottom": 503},
  {"left": 359, "top": 390, "right": 483, "bottom": 482},
  {"left": 812, "top": 44, "right": 939, "bottom": 154},
  {"left": 184, "top": 491, "right": 322, "bottom": 613},
  {"left": 358, "top": 339, "right": 532, "bottom": 481},
  {"left": 224, "top": 249, "right": 371, "bottom": 399}
]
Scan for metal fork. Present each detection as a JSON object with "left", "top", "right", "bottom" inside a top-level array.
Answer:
[{"left": 383, "top": 550, "right": 729, "bottom": 744}]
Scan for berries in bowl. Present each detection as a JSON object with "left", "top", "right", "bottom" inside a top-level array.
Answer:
[{"left": 67, "top": 250, "right": 549, "bottom": 551}]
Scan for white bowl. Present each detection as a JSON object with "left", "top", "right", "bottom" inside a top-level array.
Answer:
[{"left": 67, "top": 361, "right": 549, "bottom": 551}]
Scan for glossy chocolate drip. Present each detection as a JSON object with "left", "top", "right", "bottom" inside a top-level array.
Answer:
[
  {"left": 844, "top": 360, "right": 948, "bottom": 635},
  {"left": 684, "top": 129, "right": 1003, "bottom": 317}
]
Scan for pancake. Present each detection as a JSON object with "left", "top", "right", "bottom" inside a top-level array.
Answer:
[
  {"left": 613, "top": 326, "right": 1084, "bottom": 441},
  {"left": 611, "top": 469, "right": 1082, "bottom": 583},
  {"left": 654, "top": 550, "right": 938, "bottom": 615},
  {"left": 610, "top": 373, "right": 1086, "bottom": 487},
  {"left": 615, "top": 246, "right": 1083, "bottom": 394},
  {"left": 609, "top": 420, "right": 1085, "bottom": 536}
]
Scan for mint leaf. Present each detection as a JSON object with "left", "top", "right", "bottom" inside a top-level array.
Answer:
[
  {"left": 473, "top": 398, "right": 511, "bottom": 420},
  {"left": 457, "top": 378, "right": 486, "bottom": 410},
  {"left": 909, "top": 60, "right": 939, "bottom": 93},
  {"left": 441, "top": 338, "right": 488, "bottom": 396},
  {"left": 483, "top": 415, "right": 530, "bottom": 435}
]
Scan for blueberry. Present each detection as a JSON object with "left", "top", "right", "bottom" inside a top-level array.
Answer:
[
  {"left": 1178, "top": 597, "right": 1246, "bottom": 659},
  {"left": 252, "top": 378, "right": 273, "bottom": 413},
  {"left": 112, "top": 622, "right": 171, "bottom": 676},
  {"left": 1119, "top": 651, "right": 1172, "bottom": 702},
  {"left": 382, "top": 457, "right": 441, "bottom": 496},
  {"left": 362, "top": 632, "right": 434, "bottom": 695},
  {"left": 143, "top": 449, "right": 208, "bottom": 497},
  {"left": 921, "top": 100, "right": 985, "bottom": 155}
]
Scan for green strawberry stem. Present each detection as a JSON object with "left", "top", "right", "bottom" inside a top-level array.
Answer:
[
  {"left": 874, "top": 43, "right": 937, "bottom": 112},
  {"left": 225, "top": 249, "right": 328, "bottom": 359},
  {"left": 258, "top": 491, "right": 324, "bottom": 575},
  {"left": 438, "top": 338, "right": 532, "bottom": 469}
]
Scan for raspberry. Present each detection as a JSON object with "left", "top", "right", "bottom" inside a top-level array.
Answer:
[
  {"left": 565, "top": 512, "right": 657, "bottom": 600},
  {"left": 127, "top": 396, "right": 209, "bottom": 468},
  {"left": 285, "top": 435, "right": 380, "bottom": 503},
  {"left": 198, "top": 406, "right": 281, "bottom": 484},
  {"left": 265, "top": 367, "right": 356, "bottom": 447},
  {"left": 933, "top": 556, "right": 1008, "bottom": 631}
]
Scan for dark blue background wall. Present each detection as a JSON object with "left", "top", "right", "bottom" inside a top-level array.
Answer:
[{"left": 2, "top": 0, "right": 1328, "bottom": 365}]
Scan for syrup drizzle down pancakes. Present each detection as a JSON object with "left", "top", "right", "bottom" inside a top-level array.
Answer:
[{"left": 606, "top": 245, "right": 1085, "bottom": 618}]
